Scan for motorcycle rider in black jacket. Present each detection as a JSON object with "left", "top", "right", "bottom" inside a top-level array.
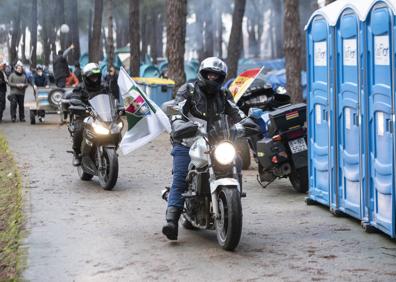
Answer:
[
  {"left": 162, "top": 57, "right": 249, "bottom": 240},
  {"left": 68, "top": 63, "right": 108, "bottom": 166}
]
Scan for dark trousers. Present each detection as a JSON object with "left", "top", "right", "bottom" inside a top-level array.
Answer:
[
  {"left": 72, "top": 119, "right": 84, "bottom": 155},
  {"left": 0, "top": 90, "right": 5, "bottom": 119},
  {"left": 10, "top": 95, "right": 25, "bottom": 120},
  {"left": 56, "top": 77, "right": 66, "bottom": 88}
]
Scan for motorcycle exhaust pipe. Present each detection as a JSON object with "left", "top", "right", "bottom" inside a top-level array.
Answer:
[
  {"left": 281, "top": 163, "right": 292, "bottom": 176},
  {"left": 161, "top": 187, "right": 170, "bottom": 201}
]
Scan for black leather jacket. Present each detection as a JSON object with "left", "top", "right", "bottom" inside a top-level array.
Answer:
[{"left": 172, "top": 82, "right": 246, "bottom": 146}]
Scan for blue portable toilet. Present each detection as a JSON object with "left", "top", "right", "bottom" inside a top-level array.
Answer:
[
  {"left": 334, "top": 6, "right": 365, "bottom": 220},
  {"left": 306, "top": 8, "right": 338, "bottom": 207},
  {"left": 365, "top": 0, "right": 396, "bottom": 238}
]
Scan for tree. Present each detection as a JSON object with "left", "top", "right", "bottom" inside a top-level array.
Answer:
[
  {"left": 271, "top": 0, "right": 284, "bottom": 59},
  {"left": 325, "top": 0, "right": 335, "bottom": 5},
  {"left": 129, "top": 0, "right": 140, "bottom": 76},
  {"left": 90, "top": 0, "right": 103, "bottom": 63},
  {"left": 166, "top": 0, "right": 187, "bottom": 92},
  {"left": 31, "top": 0, "right": 37, "bottom": 66},
  {"left": 284, "top": 0, "right": 303, "bottom": 103},
  {"left": 9, "top": 0, "right": 22, "bottom": 64},
  {"left": 66, "top": 0, "right": 81, "bottom": 64},
  {"left": 107, "top": 0, "right": 115, "bottom": 69},
  {"left": 226, "top": 0, "right": 246, "bottom": 80},
  {"left": 299, "top": 0, "right": 319, "bottom": 70}
]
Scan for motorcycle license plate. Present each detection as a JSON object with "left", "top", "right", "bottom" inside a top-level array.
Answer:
[{"left": 288, "top": 138, "right": 307, "bottom": 154}]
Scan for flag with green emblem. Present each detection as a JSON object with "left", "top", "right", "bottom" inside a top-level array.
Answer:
[{"left": 118, "top": 67, "right": 171, "bottom": 155}]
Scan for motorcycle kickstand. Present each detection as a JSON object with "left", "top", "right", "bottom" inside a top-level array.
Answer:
[{"left": 256, "top": 175, "right": 276, "bottom": 189}]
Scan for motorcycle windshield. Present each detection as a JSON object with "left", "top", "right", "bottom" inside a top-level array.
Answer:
[
  {"left": 209, "top": 114, "right": 231, "bottom": 142},
  {"left": 89, "top": 94, "right": 115, "bottom": 122}
]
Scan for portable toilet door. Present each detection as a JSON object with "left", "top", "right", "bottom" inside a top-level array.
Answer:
[
  {"left": 366, "top": 1, "right": 395, "bottom": 237},
  {"left": 334, "top": 8, "right": 363, "bottom": 220},
  {"left": 306, "top": 15, "right": 335, "bottom": 207}
]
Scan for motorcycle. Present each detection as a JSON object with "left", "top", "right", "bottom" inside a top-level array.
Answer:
[
  {"left": 162, "top": 115, "right": 258, "bottom": 250},
  {"left": 67, "top": 94, "right": 124, "bottom": 190},
  {"left": 238, "top": 81, "right": 308, "bottom": 193}
]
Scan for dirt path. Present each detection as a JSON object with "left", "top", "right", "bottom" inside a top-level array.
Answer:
[{"left": 1, "top": 90, "right": 395, "bottom": 281}]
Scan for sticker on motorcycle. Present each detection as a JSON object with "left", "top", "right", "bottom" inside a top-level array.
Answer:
[{"left": 286, "top": 111, "right": 299, "bottom": 120}]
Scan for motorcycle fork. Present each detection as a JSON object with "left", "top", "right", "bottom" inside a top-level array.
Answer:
[{"left": 97, "top": 146, "right": 104, "bottom": 171}]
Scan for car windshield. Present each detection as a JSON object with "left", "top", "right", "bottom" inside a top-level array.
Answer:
[{"left": 89, "top": 94, "right": 115, "bottom": 122}]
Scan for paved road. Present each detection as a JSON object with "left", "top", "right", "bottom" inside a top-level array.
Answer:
[{"left": 1, "top": 89, "right": 396, "bottom": 281}]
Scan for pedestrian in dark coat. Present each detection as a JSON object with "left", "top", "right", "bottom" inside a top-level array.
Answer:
[
  {"left": 0, "top": 62, "right": 7, "bottom": 122},
  {"left": 8, "top": 62, "right": 29, "bottom": 122},
  {"left": 53, "top": 44, "right": 74, "bottom": 88}
]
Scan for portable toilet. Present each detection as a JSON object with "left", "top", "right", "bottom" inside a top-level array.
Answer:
[
  {"left": 334, "top": 6, "right": 365, "bottom": 220},
  {"left": 306, "top": 6, "right": 338, "bottom": 207},
  {"left": 365, "top": 0, "right": 396, "bottom": 238}
]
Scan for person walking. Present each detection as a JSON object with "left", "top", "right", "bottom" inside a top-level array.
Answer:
[
  {"left": 0, "top": 62, "right": 7, "bottom": 122},
  {"left": 53, "top": 44, "right": 74, "bottom": 88},
  {"left": 8, "top": 62, "right": 29, "bottom": 122}
]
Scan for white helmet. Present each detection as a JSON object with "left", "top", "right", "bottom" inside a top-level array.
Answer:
[{"left": 197, "top": 57, "right": 228, "bottom": 95}]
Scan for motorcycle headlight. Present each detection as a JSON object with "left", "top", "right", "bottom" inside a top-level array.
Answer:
[
  {"left": 214, "top": 142, "right": 236, "bottom": 165},
  {"left": 92, "top": 121, "right": 110, "bottom": 135}
]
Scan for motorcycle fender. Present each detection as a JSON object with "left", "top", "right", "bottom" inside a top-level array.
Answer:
[
  {"left": 291, "top": 150, "right": 307, "bottom": 169},
  {"left": 210, "top": 178, "right": 240, "bottom": 194}
]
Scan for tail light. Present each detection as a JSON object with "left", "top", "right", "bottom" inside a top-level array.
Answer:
[{"left": 272, "top": 134, "right": 282, "bottom": 142}]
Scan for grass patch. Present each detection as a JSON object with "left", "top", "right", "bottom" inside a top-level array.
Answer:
[{"left": 0, "top": 135, "right": 24, "bottom": 281}]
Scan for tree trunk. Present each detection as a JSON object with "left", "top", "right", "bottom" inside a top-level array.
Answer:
[
  {"left": 195, "top": 5, "right": 205, "bottom": 62},
  {"left": 299, "top": 0, "right": 318, "bottom": 70},
  {"left": 284, "top": 0, "right": 302, "bottom": 103},
  {"left": 88, "top": 8, "right": 93, "bottom": 56},
  {"left": 9, "top": 0, "right": 22, "bottom": 64},
  {"left": 150, "top": 11, "right": 158, "bottom": 64},
  {"left": 140, "top": 9, "right": 148, "bottom": 60},
  {"left": 217, "top": 9, "right": 223, "bottom": 58},
  {"left": 90, "top": 0, "right": 103, "bottom": 63},
  {"left": 226, "top": 0, "right": 246, "bottom": 80},
  {"left": 21, "top": 26, "right": 27, "bottom": 63},
  {"left": 203, "top": 1, "right": 214, "bottom": 59},
  {"left": 56, "top": 0, "right": 66, "bottom": 51},
  {"left": 67, "top": 0, "right": 81, "bottom": 64},
  {"left": 325, "top": 0, "right": 335, "bottom": 5},
  {"left": 166, "top": 0, "right": 187, "bottom": 92},
  {"left": 107, "top": 0, "right": 115, "bottom": 69},
  {"left": 156, "top": 14, "right": 164, "bottom": 58},
  {"left": 129, "top": 0, "right": 140, "bottom": 76},
  {"left": 41, "top": 0, "right": 51, "bottom": 66},
  {"left": 31, "top": 0, "right": 38, "bottom": 66},
  {"left": 272, "top": 0, "right": 284, "bottom": 58}
]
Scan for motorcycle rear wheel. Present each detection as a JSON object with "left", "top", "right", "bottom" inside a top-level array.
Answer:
[
  {"left": 289, "top": 167, "right": 308, "bottom": 193},
  {"left": 98, "top": 147, "right": 118, "bottom": 190},
  {"left": 215, "top": 187, "right": 242, "bottom": 251}
]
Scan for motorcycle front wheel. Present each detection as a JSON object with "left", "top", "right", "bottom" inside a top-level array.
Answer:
[
  {"left": 215, "top": 187, "right": 242, "bottom": 251},
  {"left": 289, "top": 167, "right": 308, "bottom": 193},
  {"left": 98, "top": 147, "right": 119, "bottom": 190}
]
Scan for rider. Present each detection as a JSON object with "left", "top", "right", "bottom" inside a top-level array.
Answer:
[
  {"left": 69, "top": 62, "right": 106, "bottom": 166},
  {"left": 162, "top": 57, "right": 249, "bottom": 241}
]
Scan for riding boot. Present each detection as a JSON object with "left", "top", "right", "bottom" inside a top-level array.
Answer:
[
  {"left": 162, "top": 206, "right": 182, "bottom": 240},
  {"left": 72, "top": 152, "right": 81, "bottom": 166}
]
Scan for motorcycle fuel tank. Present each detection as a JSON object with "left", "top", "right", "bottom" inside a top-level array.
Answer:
[{"left": 189, "top": 137, "right": 208, "bottom": 169}]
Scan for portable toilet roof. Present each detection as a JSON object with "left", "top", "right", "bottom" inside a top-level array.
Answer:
[{"left": 305, "top": 0, "right": 396, "bottom": 29}]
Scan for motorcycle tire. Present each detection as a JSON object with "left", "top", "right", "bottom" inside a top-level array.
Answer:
[
  {"left": 289, "top": 167, "right": 308, "bottom": 193},
  {"left": 180, "top": 214, "right": 197, "bottom": 230},
  {"left": 98, "top": 147, "right": 119, "bottom": 190},
  {"left": 77, "top": 166, "right": 94, "bottom": 181},
  {"left": 215, "top": 187, "right": 242, "bottom": 251},
  {"left": 236, "top": 138, "right": 251, "bottom": 170},
  {"left": 48, "top": 89, "right": 65, "bottom": 107}
]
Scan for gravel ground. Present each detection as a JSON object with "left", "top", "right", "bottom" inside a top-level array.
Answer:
[{"left": 0, "top": 89, "right": 395, "bottom": 282}]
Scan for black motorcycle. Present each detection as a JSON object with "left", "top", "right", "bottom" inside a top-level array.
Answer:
[
  {"left": 67, "top": 94, "right": 124, "bottom": 190},
  {"left": 237, "top": 81, "right": 308, "bottom": 193}
]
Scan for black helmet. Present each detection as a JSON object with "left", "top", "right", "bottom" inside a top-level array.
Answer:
[
  {"left": 82, "top": 63, "right": 101, "bottom": 92},
  {"left": 197, "top": 57, "right": 227, "bottom": 95}
]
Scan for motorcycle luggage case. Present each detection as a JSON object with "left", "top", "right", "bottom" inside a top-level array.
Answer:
[
  {"left": 256, "top": 137, "right": 275, "bottom": 170},
  {"left": 268, "top": 103, "right": 306, "bottom": 135}
]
